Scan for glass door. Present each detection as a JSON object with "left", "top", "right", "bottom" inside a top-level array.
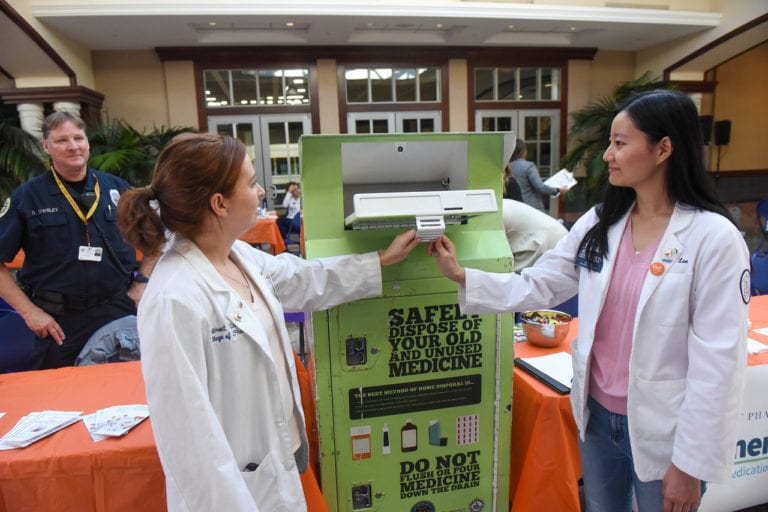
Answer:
[
  {"left": 208, "top": 114, "right": 311, "bottom": 209},
  {"left": 475, "top": 108, "right": 559, "bottom": 176},
  {"left": 475, "top": 108, "right": 560, "bottom": 214}
]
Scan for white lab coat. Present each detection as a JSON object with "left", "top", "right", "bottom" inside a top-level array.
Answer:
[
  {"left": 460, "top": 203, "right": 750, "bottom": 483},
  {"left": 138, "top": 236, "right": 382, "bottom": 511}
]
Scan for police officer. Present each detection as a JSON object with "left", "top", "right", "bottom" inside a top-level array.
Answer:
[{"left": 0, "top": 112, "right": 156, "bottom": 369}]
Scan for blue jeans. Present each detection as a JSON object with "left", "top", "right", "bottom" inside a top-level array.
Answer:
[{"left": 578, "top": 397, "right": 704, "bottom": 512}]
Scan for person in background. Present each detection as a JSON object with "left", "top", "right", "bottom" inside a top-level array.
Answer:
[
  {"left": 117, "top": 133, "right": 419, "bottom": 511},
  {"left": 502, "top": 198, "right": 567, "bottom": 272},
  {"left": 503, "top": 166, "right": 523, "bottom": 201},
  {"left": 508, "top": 137, "right": 568, "bottom": 211},
  {"left": 278, "top": 180, "right": 302, "bottom": 241},
  {"left": 0, "top": 112, "right": 156, "bottom": 369},
  {"left": 428, "top": 90, "right": 749, "bottom": 512}
]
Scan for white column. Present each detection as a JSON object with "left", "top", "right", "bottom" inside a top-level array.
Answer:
[
  {"left": 16, "top": 103, "right": 45, "bottom": 140},
  {"left": 688, "top": 93, "right": 703, "bottom": 114},
  {"left": 53, "top": 101, "right": 81, "bottom": 116}
]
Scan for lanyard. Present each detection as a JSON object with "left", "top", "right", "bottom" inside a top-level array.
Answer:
[{"left": 51, "top": 167, "right": 100, "bottom": 244}]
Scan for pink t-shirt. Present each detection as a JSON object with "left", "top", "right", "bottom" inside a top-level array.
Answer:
[{"left": 589, "top": 218, "right": 661, "bottom": 415}]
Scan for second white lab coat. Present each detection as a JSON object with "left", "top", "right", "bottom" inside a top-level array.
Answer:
[
  {"left": 460, "top": 203, "right": 750, "bottom": 483},
  {"left": 138, "top": 236, "right": 382, "bottom": 511}
]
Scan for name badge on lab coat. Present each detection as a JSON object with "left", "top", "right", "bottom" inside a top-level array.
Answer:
[
  {"left": 78, "top": 245, "right": 103, "bottom": 262},
  {"left": 575, "top": 245, "right": 603, "bottom": 272}
]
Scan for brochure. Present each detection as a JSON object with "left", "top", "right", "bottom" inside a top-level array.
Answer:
[
  {"left": 747, "top": 337, "right": 768, "bottom": 355},
  {"left": 543, "top": 168, "right": 578, "bottom": 191},
  {"left": 0, "top": 410, "right": 82, "bottom": 450},
  {"left": 82, "top": 404, "right": 149, "bottom": 442}
]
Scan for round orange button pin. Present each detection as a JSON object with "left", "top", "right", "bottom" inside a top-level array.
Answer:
[{"left": 650, "top": 262, "right": 665, "bottom": 276}]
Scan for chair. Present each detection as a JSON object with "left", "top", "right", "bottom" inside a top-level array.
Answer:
[
  {"left": 756, "top": 198, "right": 768, "bottom": 251},
  {"left": 553, "top": 294, "right": 579, "bottom": 318},
  {"left": 0, "top": 309, "right": 36, "bottom": 373},
  {"left": 284, "top": 214, "right": 302, "bottom": 253},
  {"left": 752, "top": 250, "right": 768, "bottom": 296},
  {"left": 284, "top": 311, "right": 306, "bottom": 364},
  {"left": 750, "top": 199, "right": 768, "bottom": 296}
]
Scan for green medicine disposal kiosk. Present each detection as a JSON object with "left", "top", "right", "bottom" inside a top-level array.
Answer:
[{"left": 300, "top": 132, "right": 515, "bottom": 512}]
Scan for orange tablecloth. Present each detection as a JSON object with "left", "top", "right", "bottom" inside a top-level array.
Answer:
[
  {"left": 239, "top": 216, "right": 286, "bottom": 255},
  {"left": 0, "top": 362, "right": 164, "bottom": 512},
  {"left": 508, "top": 294, "right": 768, "bottom": 512},
  {"left": 0, "top": 357, "right": 327, "bottom": 512},
  {"left": 509, "top": 320, "right": 582, "bottom": 512},
  {"left": 3, "top": 250, "right": 24, "bottom": 270}
]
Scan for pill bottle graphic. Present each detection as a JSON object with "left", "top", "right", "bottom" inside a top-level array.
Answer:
[
  {"left": 382, "top": 424, "right": 391, "bottom": 455},
  {"left": 350, "top": 426, "right": 371, "bottom": 460},
  {"left": 401, "top": 419, "right": 417, "bottom": 452}
]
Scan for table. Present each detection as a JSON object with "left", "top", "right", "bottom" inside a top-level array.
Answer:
[
  {"left": 509, "top": 320, "right": 581, "bottom": 512},
  {"left": 0, "top": 362, "right": 164, "bottom": 512},
  {"left": 0, "top": 356, "right": 327, "bottom": 512},
  {"left": 509, "top": 295, "right": 768, "bottom": 512},
  {"left": 3, "top": 250, "right": 24, "bottom": 270},
  {"left": 239, "top": 215, "right": 286, "bottom": 255}
]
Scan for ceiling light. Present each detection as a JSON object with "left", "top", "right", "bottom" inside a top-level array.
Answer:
[{"left": 286, "top": 22, "right": 294, "bottom": 27}]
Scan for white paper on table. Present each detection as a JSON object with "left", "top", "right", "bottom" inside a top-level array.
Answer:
[
  {"left": 83, "top": 404, "right": 149, "bottom": 440},
  {"left": 747, "top": 337, "right": 768, "bottom": 354},
  {"left": 0, "top": 413, "right": 5, "bottom": 420},
  {"left": 81, "top": 412, "right": 109, "bottom": 442},
  {"left": 753, "top": 326, "right": 768, "bottom": 336},
  {"left": 518, "top": 352, "right": 574, "bottom": 390},
  {"left": 0, "top": 410, "right": 82, "bottom": 450},
  {"left": 543, "top": 168, "right": 578, "bottom": 191}
]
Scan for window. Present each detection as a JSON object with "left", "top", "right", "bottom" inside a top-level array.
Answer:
[
  {"left": 345, "top": 67, "right": 441, "bottom": 104},
  {"left": 347, "top": 111, "right": 441, "bottom": 134},
  {"left": 474, "top": 67, "right": 560, "bottom": 102},
  {"left": 204, "top": 68, "right": 310, "bottom": 107}
]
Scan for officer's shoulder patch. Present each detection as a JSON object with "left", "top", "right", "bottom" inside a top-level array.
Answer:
[{"left": 0, "top": 197, "right": 10, "bottom": 218}]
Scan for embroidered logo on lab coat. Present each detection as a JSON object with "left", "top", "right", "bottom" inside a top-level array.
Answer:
[
  {"left": 109, "top": 189, "right": 120, "bottom": 206},
  {"left": 740, "top": 269, "right": 751, "bottom": 304},
  {"left": 210, "top": 322, "right": 244, "bottom": 343}
]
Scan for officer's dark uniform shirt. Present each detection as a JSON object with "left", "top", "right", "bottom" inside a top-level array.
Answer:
[{"left": 0, "top": 168, "right": 138, "bottom": 296}]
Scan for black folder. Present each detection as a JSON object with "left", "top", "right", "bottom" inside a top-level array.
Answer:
[{"left": 514, "top": 357, "right": 571, "bottom": 394}]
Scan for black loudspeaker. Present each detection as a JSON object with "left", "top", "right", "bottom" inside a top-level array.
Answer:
[
  {"left": 699, "top": 115, "right": 713, "bottom": 145},
  {"left": 714, "top": 120, "right": 731, "bottom": 146}
]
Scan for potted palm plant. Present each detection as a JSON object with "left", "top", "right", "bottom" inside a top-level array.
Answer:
[
  {"left": 86, "top": 115, "right": 195, "bottom": 187},
  {"left": 561, "top": 72, "right": 671, "bottom": 206},
  {"left": 0, "top": 112, "right": 47, "bottom": 201}
]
